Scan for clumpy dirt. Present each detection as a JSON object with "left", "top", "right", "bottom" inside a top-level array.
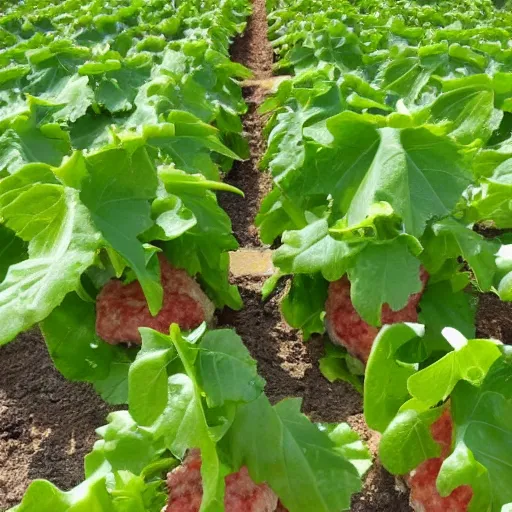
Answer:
[
  {"left": 218, "top": 0, "right": 274, "bottom": 248},
  {"left": 0, "top": 330, "right": 112, "bottom": 509},
  {"left": 218, "top": 276, "right": 363, "bottom": 418},
  {"left": 477, "top": 292, "right": 512, "bottom": 345},
  {"left": 230, "top": 0, "right": 273, "bottom": 80},
  {"left": 474, "top": 223, "right": 512, "bottom": 240}
]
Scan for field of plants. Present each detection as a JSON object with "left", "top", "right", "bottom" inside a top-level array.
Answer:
[{"left": 0, "top": 0, "right": 511, "bottom": 510}]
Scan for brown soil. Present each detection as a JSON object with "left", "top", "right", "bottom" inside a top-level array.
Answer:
[
  {"left": 1, "top": 2, "right": 512, "bottom": 512},
  {"left": 0, "top": 330, "right": 112, "bottom": 510},
  {"left": 477, "top": 292, "right": 512, "bottom": 345},
  {"left": 218, "top": 0, "right": 274, "bottom": 248}
]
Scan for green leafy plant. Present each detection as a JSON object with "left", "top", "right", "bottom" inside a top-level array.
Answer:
[
  {"left": 0, "top": 0, "right": 252, "bottom": 402},
  {"left": 11, "top": 325, "right": 371, "bottom": 512},
  {"left": 259, "top": 0, "right": 512, "bottom": 365},
  {"left": 364, "top": 323, "right": 512, "bottom": 512}
]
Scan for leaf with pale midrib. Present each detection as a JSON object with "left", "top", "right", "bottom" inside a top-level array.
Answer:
[
  {"left": 0, "top": 167, "right": 101, "bottom": 344},
  {"left": 80, "top": 145, "right": 162, "bottom": 315}
]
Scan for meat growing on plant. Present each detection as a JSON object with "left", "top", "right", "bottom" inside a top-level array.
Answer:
[
  {"left": 166, "top": 450, "right": 280, "bottom": 512},
  {"left": 407, "top": 409, "right": 473, "bottom": 512},
  {"left": 96, "top": 255, "right": 214, "bottom": 344},
  {"left": 325, "top": 268, "right": 429, "bottom": 363}
]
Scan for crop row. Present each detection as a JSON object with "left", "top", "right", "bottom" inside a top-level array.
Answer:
[
  {"left": 259, "top": 0, "right": 512, "bottom": 510},
  {"left": 0, "top": 0, "right": 252, "bottom": 401}
]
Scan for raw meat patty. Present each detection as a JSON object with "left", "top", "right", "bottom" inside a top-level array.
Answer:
[
  {"left": 325, "top": 268, "right": 429, "bottom": 363},
  {"left": 166, "top": 450, "right": 279, "bottom": 512},
  {"left": 407, "top": 409, "right": 473, "bottom": 512},
  {"left": 96, "top": 255, "right": 214, "bottom": 344}
]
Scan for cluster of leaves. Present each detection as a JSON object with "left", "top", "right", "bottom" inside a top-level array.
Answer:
[
  {"left": 364, "top": 323, "right": 512, "bottom": 512},
  {"left": 261, "top": 2, "right": 512, "bottom": 508},
  {"left": 11, "top": 325, "right": 372, "bottom": 512},
  {"left": 0, "top": 0, "right": 252, "bottom": 402},
  {"left": 259, "top": 0, "right": 512, "bottom": 346}
]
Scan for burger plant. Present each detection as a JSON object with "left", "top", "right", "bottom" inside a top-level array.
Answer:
[
  {"left": 0, "top": 130, "right": 244, "bottom": 404},
  {"left": 364, "top": 323, "right": 512, "bottom": 512},
  {"left": 259, "top": 2, "right": 512, "bottom": 508},
  {"left": 11, "top": 325, "right": 372, "bottom": 512},
  {"left": 258, "top": 91, "right": 508, "bottom": 374},
  {"left": 0, "top": 0, "right": 252, "bottom": 402},
  {"left": 259, "top": 0, "right": 512, "bottom": 382}
]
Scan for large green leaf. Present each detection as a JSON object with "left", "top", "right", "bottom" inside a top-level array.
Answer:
[
  {"left": 28, "top": 74, "right": 94, "bottom": 123},
  {"left": 348, "top": 235, "right": 423, "bottom": 326},
  {"left": 281, "top": 273, "right": 328, "bottom": 339},
  {"left": 425, "top": 81, "right": 502, "bottom": 145},
  {"left": 273, "top": 217, "right": 361, "bottom": 281},
  {"left": 469, "top": 158, "right": 512, "bottom": 229},
  {"left": 223, "top": 395, "right": 362, "bottom": 512},
  {"left": 80, "top": 145, "right": 162, "bottom": 315},
  {"left": 407, "top": 338, "right": 502, "bottom": 409},
  {"left": 12, "top": 473, "right": 114, "bottom": 512},
  {"left": 160, "top": 170, "right": 241, "bottom": 309},
  {"left": 364, "top": 323, "right": 424, "bottom": 432},
  {"left": 41, "top": 293, "right": 117, "bottom": 382},
  {"left": 422, "top": 218, "right": 498, "bottom": 291},
  {"left": 417, "top": 280, "right": 476, "bottom": 354},
  {"left": 378, "top": 407, "right": 444, "bottom": 474},
  {"left": 24, "top": 45, "right": 93, "bottom": 122},
  {"left": 280, "top": 112, "right": 472, "bottom": 239},
  {"left": 129, "top": 328, "right": 178, "bottom": 426},
  {"left": 341, "top": 123, "right": 472, "bottom": 237},
  {"left": 89, "top": 56, "right": 153, "bottom": 113},
  {"left": 0, "top": 114, "right": 70, "bottom": 174},
  {"left": 0, "top": 166, "right": 101, "bottom": 344},
  {"left": 141, "top": 114, "right": 239, "bottom": 181},
  {"left": 196, "top": 329, "right": 265, "bottom": 408}
]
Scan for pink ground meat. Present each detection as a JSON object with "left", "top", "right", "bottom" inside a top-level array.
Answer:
[
  {"left": 96, "top": 255, "right": 214, "bottom": 344},
  {"left": 407, "top": 410, "right": 473, "bottom": 512},
  {"left": 166, "top": 450, "right": 280, "bottom": 512},
  {"left": 325, "top": 268, "right": 429, "bottom": 363}
]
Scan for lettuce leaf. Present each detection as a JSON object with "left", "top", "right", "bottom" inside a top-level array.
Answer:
[
  {"left": 438, "top": 356, "right": 512, "bottom": 512},
  {"left": 0, "top": 165, "right": 101, "bottom": 344}
]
